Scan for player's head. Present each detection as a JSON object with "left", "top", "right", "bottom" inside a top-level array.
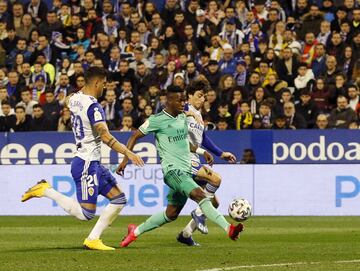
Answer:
[
  {"left": 84, "top": 66, "right": 107, "bottom": 98},
  {"left": 166, "top": 85, "right": 186, "bottom": 115},
  {"left": 187, "top": 80, "right": 206, "bottom": 110}
]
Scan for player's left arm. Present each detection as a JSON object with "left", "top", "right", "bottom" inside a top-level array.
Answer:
[
  {"left": 202, "top": 132, "right": 237, "bottom": 163},
  {"left": 190, "top": 142, "right": 214, "bottom": 166}
]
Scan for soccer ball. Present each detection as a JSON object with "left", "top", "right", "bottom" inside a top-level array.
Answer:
[{"left": 228, "top": 199, "right": 252, "bottom": 222}]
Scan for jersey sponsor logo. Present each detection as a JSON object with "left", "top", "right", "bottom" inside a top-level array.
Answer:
[
  {"left": 189, "top": 123, "right": 203, "bottom": 130},
  {"left": 168, "top": 133, "right": 187, "bottom": 143},
  {"left": 93, "top": 108, "right": 103, "bottom": 122}
]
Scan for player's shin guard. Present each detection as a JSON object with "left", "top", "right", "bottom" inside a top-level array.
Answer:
[
  {"left": 88, "top": 193, "right": 126, "bottom": 240},
  {"left": 44, "top": 188, "right": 88, "bottom": 220},
  {"left": 134, "top": 211, "right": 172, "bottom": 237},
  {"left": 199, "top": 198, "right": 230, "bottom": 232}
]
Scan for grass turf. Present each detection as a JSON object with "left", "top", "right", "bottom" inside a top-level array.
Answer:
[{"left": 0, "top": 216, "right": 359, "bottom": 271}]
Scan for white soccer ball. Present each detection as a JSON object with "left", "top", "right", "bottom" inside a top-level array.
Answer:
[{"left": 228, "top": 198, "right": 252, "bottom": 222}]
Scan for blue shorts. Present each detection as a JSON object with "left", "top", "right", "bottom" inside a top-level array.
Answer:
[
  {"left": 191, "top": 160, "right": 207, "bottom": 186},
  {"left": 71, "top": 157, "right": 118, "bottom": 205}
]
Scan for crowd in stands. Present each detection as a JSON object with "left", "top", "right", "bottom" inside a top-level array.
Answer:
[{"left": 1, "top": 0, "right": 360, "bottom": 132}]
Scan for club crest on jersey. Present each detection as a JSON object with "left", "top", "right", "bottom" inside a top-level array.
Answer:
[
  {"left": 94, "top": 107, "right": 102, "bottom": 121},
  {"left": 88, "top": 187, "right": 94, "bottom": 196},
  {"left": 191, "top": 161, "right": 199, "bottom": 167}
]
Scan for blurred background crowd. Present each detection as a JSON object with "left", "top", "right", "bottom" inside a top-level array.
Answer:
[{"left": 1, "top": 0, "right": 360, "bottom": 132}]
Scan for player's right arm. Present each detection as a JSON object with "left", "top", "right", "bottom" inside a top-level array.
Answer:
[{"left": 116, "top": 115, "right": 158, "bottom": 175}]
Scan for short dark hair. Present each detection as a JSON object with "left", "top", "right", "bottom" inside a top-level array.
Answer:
[
  {"left": 15, "top": 105, "right": 25, "bottom": 111},
  {"left": 84, "top": 66, "right": 107, "bottom": 83},
  {"left": 187, "top": 80, "right": 206, "bottom": 96},
  {"left": 33, "top": 104, "right": 42, "bottom": 110}
]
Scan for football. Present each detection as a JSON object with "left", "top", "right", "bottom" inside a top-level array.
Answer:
[{"left": 228, "top": 199, "right": 252, "bottom": 222}]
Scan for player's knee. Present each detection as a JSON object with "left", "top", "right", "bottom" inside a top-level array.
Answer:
[
  {"left": 211, "top": 173, "right": 222, "bottom": 186},
  {"left": 81, "top": 207, "right": 96, "bottom": 221},
  {"left": 190, "top": 188, "right": 206, "bottom": 202},
  {"left": 109, "top": 192, "right": 127, "bottom": 205},
  {"left": 212, "top": 197, "right": 220, "bottom": 208},
  {"left": 165, "top": 209, "right": 179, "bottom": 221}
]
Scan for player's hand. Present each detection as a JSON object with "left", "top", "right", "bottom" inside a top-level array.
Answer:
[
  {"left": 221, "top": 152, "right": 237, "bottom": 163},
  {"left": 204, "top": 151, "right": 214, "bottom": 167},
  {"left": 116, "top": 160, "right": 128, "bottom": 176},
  {"left": 125, "top": 150, "right": 145, "bottom": 167}
]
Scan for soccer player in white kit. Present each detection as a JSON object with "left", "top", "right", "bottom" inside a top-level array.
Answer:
[
  {"left": 177, "top": 80, "right": 237, "bottom": 246},
  {"left": 21, "top": 67, "right": 144, "bottom": 250}
]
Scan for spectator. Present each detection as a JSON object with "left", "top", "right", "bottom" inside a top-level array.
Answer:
[
  {"left": 283, "top": 101, "right": 307, "bottom": 129},
  {"left": 203, "top": 60, "right": 221, "bottom": 90},
  {"left": 42, "top": 90, "right": 61, "bottom": 129},
  {"left": 214, "top": 102, "right": 233, "bottom": 129},
  {"left": 296, "top": 89, "right": 319, "bottom": 128},
  {"left": 118, "top": 97, "right": 138, "bottom": 127},
  {"left": 235, "top": 101, "right": 252, "bottom": 130},
  {"left": 16, "top": 89, "right": 38, "bottom": 116},
  {"left": 254, "top": 60, "right": 276, "bottom": 87},
  {"left": 218, "top": 43, "right": 237, "bottom": 75},
  {"left": 314, "top": 114, "right": 329, "bottom": 129},
  {"left": 216, "top": 118, "right": 229, "bottom": 131},
  {"left": 119, "top": 115, "right": 135, "bottom": 132},
  {"left": 311, "top": 43, "right": 327, "bottom": 78},
  {"left": 13, "top": 105, "right": 32, "bottom": 131},
  {"left": 294, "top": 62, "right": 315, "bottom": 97},
  {"left": 57, "top": 106, "right": 71, "bottom": 132},
  {"left": 30, "top": 103, "right": 53, "bottom": 131},
  {"left": 273, "top": 114, "right": 290, "bottom": 129},
  {"left": 275, "top": 47, "right": 299, "bottom": 87},
  {"left": 250, "top": 87, "right": 266, "bottom": 114},
  {"left": 102, "top": 89, "right": 120, "bottom": 130},
  {"left": 0, "top": 101, "right": 15, "bottom": 131},
  {"left": 347, "top": 85, "right": 360, "bottom": 111},
  {"left": 258, "top": 101, "right": 273, "bottom": 129},
  {"left": 328, "top": 96, "right": 358, "bottom": 129},
  {"left": 240, "top": 149, "right": 256, "bottom": 164}
]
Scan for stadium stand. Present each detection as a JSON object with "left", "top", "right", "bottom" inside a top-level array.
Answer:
[{"left": 0, "top": 0, "right": 360, "bottom": 131}]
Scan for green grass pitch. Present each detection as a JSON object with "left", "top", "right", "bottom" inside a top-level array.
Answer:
[{"left": 0, "top": 216, "right": 359, "bottom": 271}]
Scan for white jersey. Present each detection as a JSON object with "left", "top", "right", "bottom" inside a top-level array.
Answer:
[
  {"left": 187, "top": 104, "right": 205, "bottom": 163},
  {"left": 69, "top": 92, "right": 106, "bottom": 161}
]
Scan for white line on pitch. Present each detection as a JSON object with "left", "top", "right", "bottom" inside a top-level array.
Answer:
[{"left": 197, "top": 259, "right": 360, "bottom": 271}]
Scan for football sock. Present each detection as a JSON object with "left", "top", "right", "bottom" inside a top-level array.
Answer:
[
  {"left": 199, "top": 198, "right": 230, "bottom": 232},
  {"left": 44, "top": 188, "right": 87, "bottom": 220},
  {"left": 88, "top": 203, "right": 125, "bottom": 240},
  {"left": 182, "top": 219, "right": 197, "bottom": 238},
  {"left": 194, "top": 184, "right": 218, "bottom": 216},
  {"left": 134, "top": 211, "right": 171, "bottom": 237}
]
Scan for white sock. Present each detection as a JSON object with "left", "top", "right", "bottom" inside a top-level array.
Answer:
[
  {"left": 44, "top": 188, "right": 87, "bottom": 220},
  {"left": 88, "top": 203, "right": 125, "bottom": 240},
  {"left": 182, "top": 219, "right": 197, "bottom": 238}
]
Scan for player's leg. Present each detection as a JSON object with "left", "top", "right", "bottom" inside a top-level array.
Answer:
[
  {"left": 180, "top": 172, "right": 243, "bottom": 240},
  {"left": 21, "top": 158, "right": 97, "bottom": 221},
  {"left": 121, "top": 204, "right": 184, "bottom": 248},
  {"left": 187, "top": 166, "right": 222, "bottom": 234},
  {"left": 121, "top": 173, "right": 187, "bottom": 247},
  {"left": 85, "top": 164, "right": 127, "bottom": 250}
]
